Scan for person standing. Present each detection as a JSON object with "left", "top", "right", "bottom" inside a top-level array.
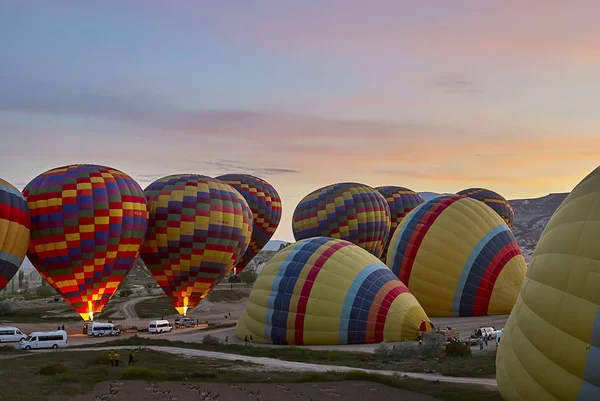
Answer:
[
  {"left": 128, "top": 350, "right": 135, "bottom": 365},
  {"left": 108, "top": 351, "right": 114, "bottom": 367},
  {"left": 114, "top": 351, "right": 120, "bottom": 367}
]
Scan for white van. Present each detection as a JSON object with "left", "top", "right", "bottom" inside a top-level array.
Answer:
[
  {"left": 19, "top": 330, "right": 67, "bottom": 350},
  {"left": 87, "top": 322, "right": 120, "bottom": 337},
  {"left": 148, "top": 320, "right": 172, "bottom": 333},
  {"left": 0, "top": 326, "right": 27, "bottom": 343}
]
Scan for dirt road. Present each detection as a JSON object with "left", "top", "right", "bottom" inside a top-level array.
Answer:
[
  {"left": 121, "top": 296, "right": 153, "bottom": 319},
  {"left": 63, "top": 345, "right": 498, "bottom": 388}
]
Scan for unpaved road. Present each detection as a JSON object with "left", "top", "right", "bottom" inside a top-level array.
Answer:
[
  {"left": 121, "top": 296, "right": 153, "bottom": 319},
  {"left": 62, "top": 345, "right": 498, "bottom": 388}
]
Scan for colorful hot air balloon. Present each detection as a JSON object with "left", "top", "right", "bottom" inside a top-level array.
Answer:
[
  {"left": 456, "top": 188, "right": 515, "bottom": 229},
  {"left": 497, "top": 166, "right": 600, "bottom": 401},
  {"left": 292, "top": 183, "right": 391, "bottom": 258},
  {"left": 375, "top": 186, "right": 424, "bottom": 263},
  {"left": 23, "top": 165, "right": 148, "bottom": 321},
  {"left": 140, "top": 175, "right": 253, "bottom": 316},
  {"left": 386, "top": 195, "right": 526, "bottom": 317},
  {"left": 236, "top": 236, "right": 433, "bottom": 345},
  {"left": 215, "top": 174, "right": 282, "bottom": 274},
  {"left": 0, "top": 179, "right": 30, "bottom": 291}
]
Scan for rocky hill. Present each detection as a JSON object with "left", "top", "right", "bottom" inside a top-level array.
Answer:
[{"left": 509, "top": 193, "right": 569, "bottom": 262}]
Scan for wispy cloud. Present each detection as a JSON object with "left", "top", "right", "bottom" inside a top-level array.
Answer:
[{"left": 433, "top": 75, "right": 483, "bottom": 95}]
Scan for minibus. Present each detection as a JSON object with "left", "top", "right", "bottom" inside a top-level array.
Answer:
[
  {"left": 148, "top": 320, "right": 172, "bottom": 333},
  {"left": 19, "top": 330, "right": 67, "bottom": 350},
  {"left": 0, "top": 326, "right": 27, "bottom": 343}
]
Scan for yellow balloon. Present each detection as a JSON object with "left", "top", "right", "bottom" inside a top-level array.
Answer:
[
  {"left": 497, "top": 166, "right": 600, "bottom": 401},
  {"left": 386, "top": 195, "right": 526, "bottom": 317},
  {"left": 236, "top": 237, "right": 432, "bottom": 345}
]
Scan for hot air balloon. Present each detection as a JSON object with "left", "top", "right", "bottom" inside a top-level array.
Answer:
[
  {"left": 23, "top": 164, "right": 148, "bottom": 321},
  {"left": 456, "top": 188, "right": 515, "bottom": 229},
  {"left": 292, "top": 183, "right": 391, "bottom": 258},
  {"left": 386, "top": 195, "right": 526, "bottom": 317},
  {"left": 0, "top": 179, "right": 30, "bottom": 291},
  {"left": 375, "top": 186, "right": 424, "bottom": 263},
  {"left": 140, "top": 175, "right": 253, "bottom": 316},
  {"left": 215, "top": 174, "right": 282, "bottom": 274},
  {"left": 236, "top": 236, "right": 433, "bottom": 345},
  {"left": 496, "top": 166, "right": 600, "bottom": 401}
]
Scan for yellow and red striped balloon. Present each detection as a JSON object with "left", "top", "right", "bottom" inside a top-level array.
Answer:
[
  {"left": 0, "top": 178, "right": 30, "bottom": 291},
  {"left": 23, "top": 165, "right": 148, "bottom": 321}
]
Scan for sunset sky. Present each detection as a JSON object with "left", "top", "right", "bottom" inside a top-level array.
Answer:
[{"left": 1, "top": 1, "right": 599, "bottom": 242}]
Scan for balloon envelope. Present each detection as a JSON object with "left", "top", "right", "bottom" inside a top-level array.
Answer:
[
  {"left": 23, "top": 164, "right": 148, "bottom": 321},
  {"left": 375, "top": 186, "right": 424, "bottom": 262},
  {"left": 236, "top": 236, "right": 432, "bottom": 345},
  {"left": 0, "top": 178, "right": 30, "bottom": 291},
  {"left": 386, "top": 195, "right": 526, "bottom": 317},
  {"left": 456, "top": 188, "right": 515, "bottom": 229},
  {"left": 216, "top": 174, "right": 282, "bottom": 273},
  {"left": 140, "top": 175, "right": 253, "bottom": 315},
  {"left": 496, "top": 166, "right": 600, "bottom": 401},
  {"left": 292, "top": 183, "right": 391, "bottom": 258}
]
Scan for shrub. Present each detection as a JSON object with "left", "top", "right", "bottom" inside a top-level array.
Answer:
[
  {"left": 445, "top": 341, "right": 472, "bottom": 357},
  {"left": 374, "top": 342, "right": 391, "bottom": 356},
  {"left": 202, "top": 334, "right": 221, "bottom": 346},
  {"left": 389, "top": 341, "right": 421, "bottom": 359},
  {"left": 0, "top": 301, "right": 13, "bottom": 316},
  {"left": 119, "top": 287, "right": 133, "bottom": 298},
  {"left": 39, "top": 363, "right": 71, "bottom": 376},
  {"left": 421, "top": 331, "right": 446, "bottom": 358},
  {"left": 36, "top": 286, "right": 56, "bottom": 298}
]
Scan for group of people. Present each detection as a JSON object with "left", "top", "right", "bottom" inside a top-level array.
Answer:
[
  {"left": 244, "top": 335, "right": 253, "bottom": 344},
  {"left": 108, "top": 350, "right": 136, "bottom": 366}
]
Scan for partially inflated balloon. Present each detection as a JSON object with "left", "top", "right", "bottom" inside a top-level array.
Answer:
[
  {"left": 497, "top": 167, "right": 600, "bottom": 401},
  {"left": 386, "top": 195, "right": 526, "bottom": 317},
  {"left": 0, "top": 179, "right": 30, "bottom": 291},
  {"left": 23, "top": 165, "right": 148, "bottom": 321},
  {"left": 215, "top": 174, "right": 282, "bottom": 273},
  {"left": 236, "top": 237, "right": 432, "bottom": 345},
  {"left": 456, "top": 188, "right": 515, "bottom": 229},
  {"left": 140, "top": 175, "right": 253, "bottom": 315},
  {"left": 375, "top": 186, "right": 424, "bottom": 263},
  {"left": 292, "top": 183, "right": 391, "bottom": 258}
]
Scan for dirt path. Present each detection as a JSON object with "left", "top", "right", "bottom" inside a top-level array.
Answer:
[
  {"left": 63, "top": 345, "right": 498, "bottom": 388},
  {"left": 120, "top": 296, "right": 153, "bottom": 319}
]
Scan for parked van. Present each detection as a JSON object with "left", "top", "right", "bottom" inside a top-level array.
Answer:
[
  {"left": 0, "top": 326, "right": 27, "bottom": 343},
  {"left": 174, "top": 317, "right": 197, "bottom": 328},
  {"left": 87, "top": 322, "right": 120, "bottom": 337},
  {"left": 19, "top": 330, "right": 67, "bottom": 350},
  {"left": 148, "top": 320, "right": 172, "bottom": 333}
]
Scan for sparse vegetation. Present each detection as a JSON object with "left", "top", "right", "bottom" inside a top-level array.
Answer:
[
  {"left": 0, "top": 349, "right": 501, "bottom": 401},
  {"left": 74, "top": 337, "right": 497, "bottom": 378}
]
